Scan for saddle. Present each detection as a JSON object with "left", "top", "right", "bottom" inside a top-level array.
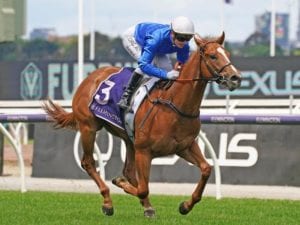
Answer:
[{"left": 89, "top": 67, "right": 160, "bottom": 141}]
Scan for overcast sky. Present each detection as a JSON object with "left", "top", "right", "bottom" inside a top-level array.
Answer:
[{"left": 27, "top": 0, "right": 299, "bottom": 42}]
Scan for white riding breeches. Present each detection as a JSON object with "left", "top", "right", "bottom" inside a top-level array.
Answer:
[
  {"left": 122, "top": 26, "right": 173, "bottom": 74},
  {"left": 122, "top": 26, "right": 141, "bottom": 61}
]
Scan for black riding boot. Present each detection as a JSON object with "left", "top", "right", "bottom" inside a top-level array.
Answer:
[{"left": 118, "top": 72, "right": 143, "bottom": 109}]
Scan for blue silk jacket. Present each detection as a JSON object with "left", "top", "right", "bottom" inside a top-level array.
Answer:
[{"left": 134, "top": 23, "right": 190, "bottom": 79}]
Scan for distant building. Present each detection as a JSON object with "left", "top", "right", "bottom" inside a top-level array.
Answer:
[
  {"left": 0, "top": 0, "right": 26, "bottom": 42},
  {"left": 253, "top": 11, "right": 289, "bottom": 50},
  {"left": 30, "top": 28, "right": 57, "bottom": 40},
  {"left": 295, "top": 0, "right": 300, "bottom": 48}
]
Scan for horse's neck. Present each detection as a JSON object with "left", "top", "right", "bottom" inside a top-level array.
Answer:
[{"left": 170, "top": 50, "right": 207, "bottom": 114}]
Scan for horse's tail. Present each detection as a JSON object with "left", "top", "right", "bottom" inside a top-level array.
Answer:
[{"left": 43, "top": 98, "right": 77, "bottom": 130}]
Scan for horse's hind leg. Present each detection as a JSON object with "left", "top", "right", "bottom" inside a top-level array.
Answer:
[
  {"left": 176, "top": 141, "right": 211, "bottom": 215},
  {"left": 121, "top": 140, "right": 138, "bottom": 187},
  {"left": 80, "top": 124, "right": 113, "bottom": 216}
]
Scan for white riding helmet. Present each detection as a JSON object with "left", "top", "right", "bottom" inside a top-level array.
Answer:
[{"left": 171, "top": 16, "right": 195, "bottom": 35}]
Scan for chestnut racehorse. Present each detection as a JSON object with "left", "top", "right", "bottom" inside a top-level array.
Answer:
[{"left": 43, "top": 32, "right": 241, "bottom": 218}]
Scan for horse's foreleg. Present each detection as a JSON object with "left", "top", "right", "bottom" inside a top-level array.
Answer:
[
  {"left": 177, "top": 141, "right": 211, "bottom": 215},
  {"left": 135, "top": 150, "right": 155, "bottom": 217},
  {"left": 111, "top": 180, "right": 154, "bottom": 219},
  {"left": 112, "top": 149, "right": 155, "bottom": 217},
  {"left": 80, "top": 126, "right": 113, "bottom": 216}
]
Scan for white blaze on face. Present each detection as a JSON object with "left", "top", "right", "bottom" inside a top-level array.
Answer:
[{"left": 217, "top": 47, "right": 238, "bottom": 73}]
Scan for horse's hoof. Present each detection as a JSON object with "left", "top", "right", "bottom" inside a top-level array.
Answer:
[
  {"left": 112, "top": 176, "right": 127, "bottom": 186},
  {"left": 102, "top": 206, "right": 114, "bottom": 216},
  {"left": 179, "top": 202, "right": 190, "bottom": 215},
  {"left": 144, "top": 207, "right": 155, "bottom": 218},
  {"left": 111, "top": 177, "right": 118, "bottom": 185}
]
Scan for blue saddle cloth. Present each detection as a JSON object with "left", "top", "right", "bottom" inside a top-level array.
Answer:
[{"left": 89, "top": 67, "right": 134, "bottom": 130}]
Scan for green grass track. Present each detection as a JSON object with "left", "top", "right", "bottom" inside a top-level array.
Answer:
[{"left": 0, "top": 190, "right": 299, "bottom": 225}]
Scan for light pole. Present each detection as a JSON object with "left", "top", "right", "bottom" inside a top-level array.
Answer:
[
  {"left": 78, "top": 0, "right": 84, "bottom": 84},
  {"left": 270, "top": 0, "right": 276, "bottom": 57},
  {"left": 89, "top": 0, "right": 95, "bottom": 61}
]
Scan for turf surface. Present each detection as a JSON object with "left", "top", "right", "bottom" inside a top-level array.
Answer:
[{"left": 0, "top": 191, "right": 299, "bottom": 225}]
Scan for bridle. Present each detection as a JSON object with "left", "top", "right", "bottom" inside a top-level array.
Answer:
[
  {"left": 199, "top": 41, "right": 232, "bottom": 84},
  {"left": 177, "top": 41, "right": 232, "bottom": 83}
]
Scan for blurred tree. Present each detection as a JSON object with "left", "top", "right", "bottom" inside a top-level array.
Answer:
[
  {"left": 240, "top": 44, "right": 270, "bottom": 57},
  {"left": 291, "top": 48, "right": 300, "bottom": 56},
  {"left": 86, "top": 32, "right": 131, "bottom": 62},
  {"left": 22, "top": 39, "right": 59, "bottom": 60},
  {"left": 55, "top": 36, "right": 77, "bottom": 60},
  {"left": 232, "top": 44, "right": 284, "bottom": 57},
  {"left": 0, "top": 31, "right": 292, "bottom": 61},
  {"left": 0, "top": 41, "right": 17, "bottom": 60}
]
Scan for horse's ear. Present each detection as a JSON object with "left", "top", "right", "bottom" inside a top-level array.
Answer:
[
  {"left": 216, "top": 31, "right": 225, "bottom": 45},
  {"left": 194, "top": 33, "right": 205, "bottom": 46}
]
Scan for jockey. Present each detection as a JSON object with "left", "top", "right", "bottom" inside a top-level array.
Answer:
[{"left": 118, "top": 16, "right": 195, "bottom": 109}]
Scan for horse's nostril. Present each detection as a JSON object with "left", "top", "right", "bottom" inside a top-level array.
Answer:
[{"left": 230, "top": 75, "right": 241, "bottom": 82}]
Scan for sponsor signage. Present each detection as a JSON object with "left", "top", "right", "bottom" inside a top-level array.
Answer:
[
  {"left": 20, "top": 63, "right": 43, "bottom": 100},
  {"left": 0, "top": 56, "right": 300, "bottom": 100},
  {"left": 32, "top": 123, "right": 300, "bottom": 186}
]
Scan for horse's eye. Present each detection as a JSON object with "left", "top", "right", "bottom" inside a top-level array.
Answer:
[{"left": 209, "top": 54, "right": 217, "bottom": 60}]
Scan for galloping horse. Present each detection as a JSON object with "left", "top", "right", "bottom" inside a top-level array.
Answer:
[{"left": 43, "top": 32, "right": 241, "bottom": 217}]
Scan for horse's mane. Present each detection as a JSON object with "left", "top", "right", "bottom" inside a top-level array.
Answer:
[
  {"left": 189, "top": 34, "right": 219, "bottom": 54},
  {"left": 195, "top": 32, "right": 218, "bottom": 41},
  {"left": 202, "top": 35, "right": 217, "bottom": 41}
]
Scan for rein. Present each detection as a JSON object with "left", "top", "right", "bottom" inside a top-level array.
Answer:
[
  {"left": 143, "top": 86, "right": 199, "bottom": 120},
  {"left": 152, "top": 98, "right": 199, "bottom": 119},
  {"left": 142, "top": 41, "right": 232, "bottom": 120}
]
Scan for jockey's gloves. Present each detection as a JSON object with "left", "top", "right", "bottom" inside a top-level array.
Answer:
[{"left": 166, "top": 70, "right": 180, "bottom": 80}]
